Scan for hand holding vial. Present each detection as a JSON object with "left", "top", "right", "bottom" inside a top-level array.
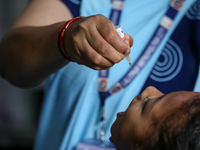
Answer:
[{"left": 63, "top": 15, "right": 133, "bottom": 70}]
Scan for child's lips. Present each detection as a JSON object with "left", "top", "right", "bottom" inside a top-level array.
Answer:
[{"left": 109, "top": 136, "right": 114, "bottom": 143}]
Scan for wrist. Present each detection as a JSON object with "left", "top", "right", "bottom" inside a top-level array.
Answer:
[{"left": 57, "top": 16, "right": 85, "bottom": 62}]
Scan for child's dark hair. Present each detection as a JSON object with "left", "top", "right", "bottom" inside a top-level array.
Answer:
[{"left": 135, "top": 97, "right": 200, "bottom": 150}]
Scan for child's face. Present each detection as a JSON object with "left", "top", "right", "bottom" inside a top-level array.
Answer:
[{"left": 110, "top": 86, "right": 200, "bottom": 150}]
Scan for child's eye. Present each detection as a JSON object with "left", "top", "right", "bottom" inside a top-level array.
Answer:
[{"left": 141, "top": 97, "right": 150, "bottom": 110}]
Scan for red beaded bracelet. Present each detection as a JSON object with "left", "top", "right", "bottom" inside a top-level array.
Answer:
[{"left": 57, "top": 16, "right": 85, "bottom": 62}]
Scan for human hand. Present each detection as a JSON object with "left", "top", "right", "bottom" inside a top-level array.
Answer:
[{"left": 64, "top": 14, "right": 133, "bottom": 70}]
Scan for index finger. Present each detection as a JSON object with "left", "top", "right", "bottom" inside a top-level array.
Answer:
[{"left": 96, "top": 18, "right": 129, "bottom": 55}]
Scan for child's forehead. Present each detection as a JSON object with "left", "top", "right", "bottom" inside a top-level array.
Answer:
[{"left": 165, "top": 91, "right": 200, "bottom": 102}]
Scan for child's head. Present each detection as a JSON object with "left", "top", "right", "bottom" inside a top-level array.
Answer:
[{"left": 110, "top": 86, "right": 200, "bottom": 150}]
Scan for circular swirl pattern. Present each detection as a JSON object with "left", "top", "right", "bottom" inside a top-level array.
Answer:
[
  {"left": 186, "top": 0, "right": 200, "bottom": 20},
  {"left": 150, "top": 39, "right": 183, "bottom": 82}
]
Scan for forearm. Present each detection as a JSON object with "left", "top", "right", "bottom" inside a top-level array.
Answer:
[
  {"left": 0, "top": 22, "right": 69, "bottom": 88},
  {"left": 0, "top": 14, "right": 134, "bottom": 88}
]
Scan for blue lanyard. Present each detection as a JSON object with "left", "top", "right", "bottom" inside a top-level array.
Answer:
[
  {"left": 109, "top": 0, "right": 125, "bottom": 25},
  {"left": 98, "top": 0, "right": 184, "bottom": 142},
  {"left": 99, "top": 0, "right": 185, "bottom": 107}
]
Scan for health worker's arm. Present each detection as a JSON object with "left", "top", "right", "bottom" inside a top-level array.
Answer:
[{"left": 0, "top": 0, "right": 133, "bottom": 88}]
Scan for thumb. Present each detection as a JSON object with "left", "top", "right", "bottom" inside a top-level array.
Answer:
[{"left": 124, "top": 33, "right": 134, "bottom": 48}]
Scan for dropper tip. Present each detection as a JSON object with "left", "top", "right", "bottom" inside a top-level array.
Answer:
[{"left": 125, "top": 55, "right": 131, "bottom": 66}]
